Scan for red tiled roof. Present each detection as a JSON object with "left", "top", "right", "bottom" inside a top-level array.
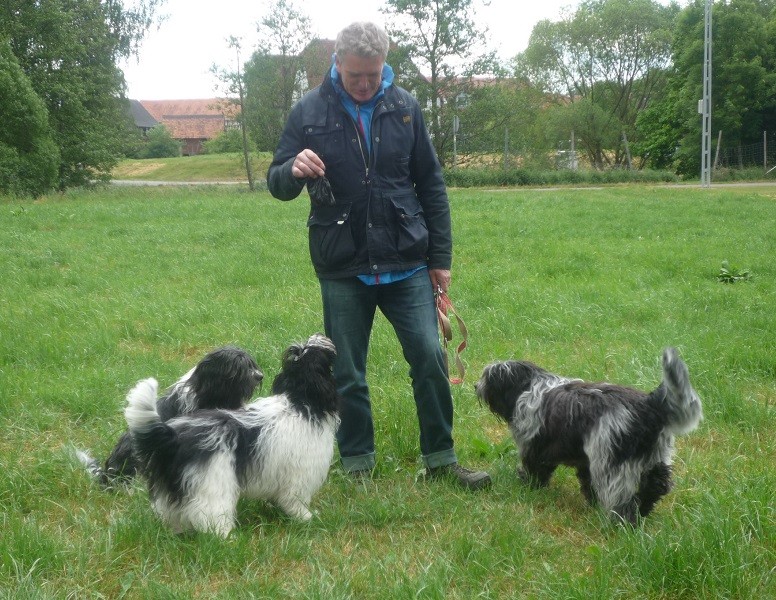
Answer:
[{"left": 138, "top": 99, "right": 238, "bottom": 140}]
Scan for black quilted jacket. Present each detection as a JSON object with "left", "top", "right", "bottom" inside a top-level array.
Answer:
[{"left": 267, "top": 71, "right": 452, "bottom": 280}]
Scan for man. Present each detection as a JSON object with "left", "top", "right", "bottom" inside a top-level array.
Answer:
[{"left": 267, "top": 21, "right": 490, "bottom": 490}]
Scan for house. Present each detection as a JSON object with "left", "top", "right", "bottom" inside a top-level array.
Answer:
[
  {"left": 133, "top": 99, "right": 239, "bottom": 156},
  {"left": 300, "top": 39, "right": 335, "bottom": 90},
  {"left": 128, "top": 99, "right": 159, "bottom": 134}
]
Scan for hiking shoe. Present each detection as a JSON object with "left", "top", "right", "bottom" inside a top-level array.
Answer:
[{"left": 426, "top": 463, "right": 492, "bottom": 491}]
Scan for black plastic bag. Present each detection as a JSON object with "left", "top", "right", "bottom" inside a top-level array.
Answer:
[{"left": 309, "top": 176, "right": 336, "bottom": 207}]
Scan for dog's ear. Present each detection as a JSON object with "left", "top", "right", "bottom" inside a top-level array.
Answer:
[{"left": 282, "top": 344, "right": 304, "bottom": 366}]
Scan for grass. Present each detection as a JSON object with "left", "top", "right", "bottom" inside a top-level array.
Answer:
[
  {"left": 1, "top": 183, "right": 774, "bottom": 599},
  {"left": 111, "top": 153, "right": 274, "bottom": 182}
]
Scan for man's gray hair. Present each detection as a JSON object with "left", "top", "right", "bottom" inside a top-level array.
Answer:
[{"left": 335, "top": 22, "right": 389, "bottom": 60}]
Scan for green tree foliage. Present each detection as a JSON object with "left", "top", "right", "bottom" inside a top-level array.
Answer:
[
  {"left": 137, "top": 125, "right": 181, "bottom": 158},
  {"left": 642, "top": 0, "right": 776, "bottom": 175},
  {"left": 0, "top": 39, "right": 59, "bottom": 197},
  {"left": 517, "top": 0, "right": 677, "bottom": 169},
  {"left": 241, "top": 0, "right": 312, "bottom": 152},
  {"left": 382, "top": 0, "right": 502, "bottom": 165},
  {"left": 453, "top": 80, "right": 546, "bottom": 168},
  {"left": 1, "top": 0, "right": 163, "bottom": 192}
]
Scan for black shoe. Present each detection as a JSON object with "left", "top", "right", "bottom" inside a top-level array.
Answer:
[{"left": 426, "top": 463, "right": 492, "bottom": 491}]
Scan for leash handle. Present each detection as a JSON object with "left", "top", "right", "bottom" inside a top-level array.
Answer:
[{"left": 435, "top": 288, "right": 468, "bottom": 384}]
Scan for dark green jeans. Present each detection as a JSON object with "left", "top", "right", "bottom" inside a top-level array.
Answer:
[{"left": 319, "top": 270, "right": 457, "bottom": 472}]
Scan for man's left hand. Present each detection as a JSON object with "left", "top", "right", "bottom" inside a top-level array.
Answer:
[{"left": 429, "top": 269, "right": 451, "bottom": 294}]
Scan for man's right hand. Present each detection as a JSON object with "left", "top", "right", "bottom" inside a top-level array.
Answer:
[{"left": 292, "top": 149, "right": 326, "bottom": 179}]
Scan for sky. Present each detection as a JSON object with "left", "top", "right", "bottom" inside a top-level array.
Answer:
[{"left": 120, "top": 0, "right": 581, "bottom": 100}]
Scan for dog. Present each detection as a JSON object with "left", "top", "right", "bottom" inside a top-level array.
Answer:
[
  {"left": 474, "top": 348, "right": 702, "bottom": 524},
  {"left": 125, "top": 334, "right": 339, "bottom": 537},
  {"left": 78, "top": 345, "right": 263, "bottom": 487}
]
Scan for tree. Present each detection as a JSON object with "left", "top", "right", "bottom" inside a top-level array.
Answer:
[
  {"left": 452, "top": 79, "right": 546, "bottom": 168},
  {"left": 382, "top": 0, "right": 503, "bottom": 165},
  {"left": 1, "top": 0, "right": 164, "bottom": 191},
  {"left": 0, "top": 38, "right": 59, "bottom": 197},
  {"left": 212, "top": 37, "right": 255, "bottom": 189},
  {"left": 242, "top": 0, "right": 313, "bottom": 152},
  {"left": 649, "top": 0, "right": 776, "bottom": 176},
  {"left": 517, "top": 0, "right": 678, "bottom": 168}
]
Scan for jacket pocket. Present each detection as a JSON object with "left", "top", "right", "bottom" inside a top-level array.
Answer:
[
  {"left": 388, "top": 193, "right": 428, "bottom": 260},
  {"left": 303, "top": 123, "right": 346, "bottom": 169},
  {"left": 307, "top": 204, "right": 356, "bottom": 272}
]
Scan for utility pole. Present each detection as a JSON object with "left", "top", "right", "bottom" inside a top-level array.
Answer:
[{"left": 700, "top": 0, "right": 712, "bottom": 187}]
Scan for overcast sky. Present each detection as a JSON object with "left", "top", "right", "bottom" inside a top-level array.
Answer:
[
  {"left": 122, "top": 0, "right": 683, "bottom": 100},
  {"left": 121, "top": 0, "right": 586, "bottom": 100}
]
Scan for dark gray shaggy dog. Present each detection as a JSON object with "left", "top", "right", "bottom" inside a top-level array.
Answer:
[
  {"left": 475, "top": 348, "right": 702, "bottom": 524},
  {"left": 78, "top": 346, "right": 263, "bottom": 487}
]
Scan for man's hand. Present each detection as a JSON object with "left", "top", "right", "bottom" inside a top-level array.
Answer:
[
  {"left": 292, "top": 149, "right": 326, "bottom": 179},
  {"left": 429, "top": 269, "right": 451, "bottom": 294}
]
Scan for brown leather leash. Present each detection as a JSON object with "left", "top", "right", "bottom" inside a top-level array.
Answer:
[{"left": 435, "top": 288, "right": 468, "bottom": 384}]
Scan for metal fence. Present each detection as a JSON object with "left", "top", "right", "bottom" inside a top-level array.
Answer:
[{"left": 713, "top": 132, "right": 776, "bottom": 173}]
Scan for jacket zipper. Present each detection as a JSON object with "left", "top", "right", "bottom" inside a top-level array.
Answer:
[{"left": 354, "top": 104, "right": 369, "bottom": 178}]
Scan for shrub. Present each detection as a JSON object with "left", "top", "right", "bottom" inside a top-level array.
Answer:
[
  {"left": 136, "top": 125, "right": 181, "bottom": 159},
  {"left": 203, "top": 128, "right": 255, "bottom": 154}
]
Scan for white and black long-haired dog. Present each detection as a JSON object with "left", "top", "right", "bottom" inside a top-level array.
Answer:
[
  {"left": 475, "top": 348, "right": 702, "bottom": 524},
  {"left": 78, "top": 346, "right": 263, "bottom": 487},
  {"left": 125, "top": 334, "right": 339, "bottom": 537}
]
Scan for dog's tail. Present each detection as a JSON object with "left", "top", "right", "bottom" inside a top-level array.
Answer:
[
  {"left": 124, "top": 378, "right": 179, "bottom": 477},
  {"left": 75, "top": 448, "right": 109, "bottom": 485},
  {"left": 124, "top": 377, "right": 161, "bottom": 430},
  {"left": 660, "top": 347, "right": 703, "bottom": 435}
]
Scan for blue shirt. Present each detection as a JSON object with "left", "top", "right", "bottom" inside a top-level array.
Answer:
[{"left": 331, "top": 58, "right": 425, "bottom": 286}]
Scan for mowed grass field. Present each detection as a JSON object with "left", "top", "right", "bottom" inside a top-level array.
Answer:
[{"left": 1, "top": 183, "right": 774, "bottom": 599}]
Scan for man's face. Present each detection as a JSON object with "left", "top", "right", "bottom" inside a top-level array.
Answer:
[{"left": 335, "top": 53, "right": 384, "bottom": 103}]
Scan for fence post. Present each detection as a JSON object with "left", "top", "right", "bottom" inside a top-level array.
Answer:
[
  {"left": 622, "top": 132, "right": 633, "bottom": 170},
  {"left": 503, "top": 126, "right": 509, "bottom": 170}
]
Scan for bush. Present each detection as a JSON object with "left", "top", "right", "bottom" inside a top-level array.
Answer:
[
  {"left": 203, "top": 128, "right": 255, "bottom": 154},
  {"left": 136, "top": 125, "right": 181, "bottom": 159}
]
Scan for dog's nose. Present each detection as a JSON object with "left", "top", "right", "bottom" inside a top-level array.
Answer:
[{"left": 254, "top": 370, "right": 264, "bottom": 383}]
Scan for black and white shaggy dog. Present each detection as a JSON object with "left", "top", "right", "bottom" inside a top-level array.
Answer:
[
  {"left": 78, "top": 346, "right": 263, "bottom": 487},
  {"left": 475, "top": 348, "right": 702, "bottom": 524},
  {"left": 125, "top": 334, "right": 339, "bottom": 537}
]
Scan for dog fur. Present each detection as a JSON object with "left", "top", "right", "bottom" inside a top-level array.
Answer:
[
  {"left": 125, "top": 334, "right": 339, "bottom": 537},
  {"left": 474, "top": 348, "right": 702, "bottom": 524},
  {"left": 78, "top": 345, "right": 263, "bottom": 487}
]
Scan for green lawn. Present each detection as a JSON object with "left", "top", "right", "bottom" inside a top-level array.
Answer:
[
  {"left": 1, "top": 183, "right": 773, "bottom": 598},
  {"left": 111, "top": 153, "right": 273, "bottom": 182}
]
